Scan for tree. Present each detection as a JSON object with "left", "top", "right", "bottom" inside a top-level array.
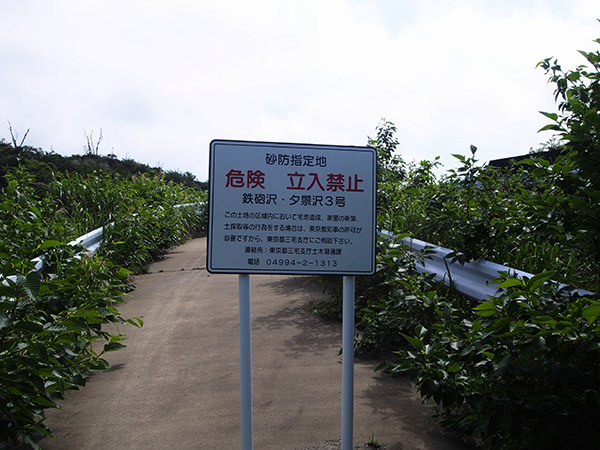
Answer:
[
  {"left": 367, "top": 119, "right": 405, "bottom": 224},
  {"left": 368, "top": 118, "right": 405, "bottom": 183},
  {"left": 537, "top": 33, "right": 600, "bottom": 188},
  {"left": 84, "top": 128, "right": 103, "bottom": 155},
  {"left": 535, "top": 32, "right": 600, "bottom": 277},
  {"left": 7, "top": 120, "right": 30, "bottom": 150}
]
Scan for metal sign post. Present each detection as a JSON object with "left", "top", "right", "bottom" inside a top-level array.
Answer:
[
  {"left": 207, "top": 140, "right": 375, "bottom": 450},
  {"left": 238, "top": 274, "right": 253, "bottom": 450},
  {"left": 341, "top": 276, "right": 355, "bottom": 450}
]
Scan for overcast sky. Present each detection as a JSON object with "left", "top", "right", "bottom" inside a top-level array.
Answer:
[{"left": 1, "top": 0, "right": 599, "bottom": 181}]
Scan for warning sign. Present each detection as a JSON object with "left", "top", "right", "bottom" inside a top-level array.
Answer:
[{"left": 207, "top": 140, "right": 376, "bottom": 275}]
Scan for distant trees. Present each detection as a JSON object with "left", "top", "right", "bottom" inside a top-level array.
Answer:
[
  {"left": 0, "top": 142, "right": 207, "bottom": 192},
  {"left": 84, "top": 128, "right": 103, "bottom": 156},
  {"left": 7, "top": 120, "right": 30, "bottom": 150}
]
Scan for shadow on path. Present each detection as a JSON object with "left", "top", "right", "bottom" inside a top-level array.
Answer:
[{"left": 252, "top": 276, "right": 342, "bottom": 359}]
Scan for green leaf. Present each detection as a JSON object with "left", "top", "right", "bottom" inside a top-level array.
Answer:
[
  {"left": 539, "top": 111, "right": 559, "bottom": 121},
  {"left": 25, "top": 271, "right": 41, "bottom": 301},
  {"left": 526, "top": 271, "right": 554, "bottom": 293},
  {"left": 0, "top": 312, "right": 9, "bottom": 329},
  {"left": 0, "top": 284, "right": 18, "bottom": 298},
  {"left": 89, "top": 359, "right": 110, "bottom": 372},
  {"left": 55, "top": 335, "right": 82, "bottom": 345},
  {"left": 71, "top": 309, "right": 102, "bottom": 318},
  {"left": 37, "top": 240, "right": 65, "bottom": 250},
  {"left": 447, "top": 363, "right": 461, "bottom": 373},
  {"left": 517, "top": 157, "right": 547, "bottom": 167},
  {"left": 103, "top": 341, "right": 127, "bottom": 352},
  {"left": 118, "top": 267, "right": 132, "bottom": 277},
  {"left": 126, "top": 317, "right": 144, "bottom": 328},
  {"left": 31, "top": 396, "right": 59, "bottom": 408},
  {"left": 374, "top": 361, "right": 389, "bottom": 372},
  {"left": 473, "top": 301, "right": 497, "bottom": 317},
  {"left": 491, "top": 317, "right": 513, "bottom": 333},
  {"left": 402, "top": 333, "right": 424, "bottom": 351},
  {"left": 493, "top": 354, "right": 511, "bottom": 376},
  {"left": 14, "top": 320, "right": 44, "bottom": 333},
  {"left": 582, "top": 303, "right": 600, "bottom": 324},
  {"left": 496, "top": 278, "right": 522, "bottom": 289},
  {"left": 16, "top": 271, "right": 42, "bottom": 301},
  {"left": 18, "top": 192, "right": 28, "bottom": 206},
  {"left": 35, "top": 343, "right": 49, "bottom": 362},
  {"left": 538, "top": 124, "right": 562, "bottom": 132},
  {"left": 460, "top": 345, "right": 475, "bottom": 356}
]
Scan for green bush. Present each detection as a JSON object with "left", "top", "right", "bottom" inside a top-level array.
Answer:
[
  {"left": 384, "top": 276, "right": 600, "bottom": 449},
  {"left": 319, "top": 35, "right": 600, "bottom": 450},
  {"left": 44, "top": 171, "right": 206, "bottom": 273},
  {"left": 0, "top": 163, "right": 205, "bottom": 448},
  {"left": 0, "top": 173, "right": 141, "bottom": 448}
]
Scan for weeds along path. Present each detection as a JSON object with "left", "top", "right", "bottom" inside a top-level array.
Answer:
[{"left": 40, "top": 237, "right": 470, "bottom": 450}]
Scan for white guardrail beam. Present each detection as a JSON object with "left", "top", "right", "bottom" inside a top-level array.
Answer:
[
  {"left": 68, "top": 225, "right": 106, "bottom": 256},
  {"left": 3, "top": 203, "right": 204, "bottom": 295},
  {"left": 4, "top": 205, "right": 592, "bottom": 301},
  {"left": 3, "top": 225, "right": 107, "bottom": 288},
  {"left": 394, "top": 234, "right": 594, "bottom": 300},
  {"left": 8, "top": 202, "right": 200, "bottom": 280}
]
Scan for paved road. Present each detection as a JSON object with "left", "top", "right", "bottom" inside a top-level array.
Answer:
[{"left": 39, "top": 237, "right": 470, "bottom": 450}]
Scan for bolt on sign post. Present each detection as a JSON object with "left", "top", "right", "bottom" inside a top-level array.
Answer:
[{"left": 207, "top": 139, "right": 376, "bottom": 450}]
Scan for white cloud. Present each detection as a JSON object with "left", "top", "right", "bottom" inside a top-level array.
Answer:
[{"left": 1, "top": 0, "right": 599, "bottom": 180}]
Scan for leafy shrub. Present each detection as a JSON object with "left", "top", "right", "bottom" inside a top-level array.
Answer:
[
  {"left": 354, "top": 234, "right": 458, "bottom": 354},
  {"left": 321, "top": 34, "right": 600, "bottom": 450},
  {"left": 44, "top": 171, "right": 206, "bottom": 273},
  {"left": 0, "top": 162, "right": 204, "bottom": 447},
  {"left": 0, "top": 173, "right": 142, "bottom": 448},
  {"left": 383, "top": 275, "right": 600, "bottom": 449}
]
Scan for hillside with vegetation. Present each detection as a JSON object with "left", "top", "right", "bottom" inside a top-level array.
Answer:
[
  {"left": 0, "top": 141, "right": 207, "bottom": 448},
  {"left": 0, "top": 141, "right": 208, "bottom": 191}
]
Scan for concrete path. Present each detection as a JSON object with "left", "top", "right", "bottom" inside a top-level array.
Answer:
[{"left": 39, "top": 237, "right": 470, "bottom": 450}]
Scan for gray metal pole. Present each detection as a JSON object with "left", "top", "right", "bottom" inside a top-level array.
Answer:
[
  {"left": 341, "top": 276, "right": 355, "bottom": 450},
  {"left": 239, "top": 274, "right": 253, "bottom": 450}
]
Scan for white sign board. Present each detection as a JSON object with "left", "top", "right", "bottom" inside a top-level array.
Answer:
[{"left": 207, "top": 140, "right": 376, "bottom": 275}]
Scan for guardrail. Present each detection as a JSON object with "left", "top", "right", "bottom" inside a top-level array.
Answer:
[
  {"left": 68, "top": 225, "right": 106, "bottom": 256},
  {"left": 3, "top": 202, "right": 206, "bottom": 289},
  {"left": 394, "top": 234, "right": 594, "bottom": 300},
  {"left": 6, "top": 205, "right": 591, "bottom": 302},
  {"left": 3, "top": 224, "right": 108, "bottom": 290},
  {"left": 60, "top": 221, "right": 592, "bottom": 301},
  {"left": 36, "top": 203, "right": 205, "bottom": 274}
]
